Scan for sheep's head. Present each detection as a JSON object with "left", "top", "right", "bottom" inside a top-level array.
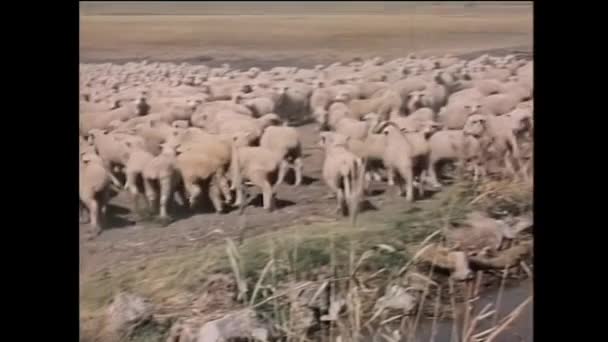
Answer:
[
  {"left": 362, "top": 112, "right": 381, "bottom": 128},
  {"left": 420, "top": 120, "right": 443, "bottom": 139},
  {"left": 313, "top": 109, "right": 330, "bottom": 131},
  {"left": 463, "top": 114, "right": 487, "bottom": 138},
  {"left": 231, "top": 131, "right": 254, "bottom": 147},
  {"left": 333, "top": 91, "right": 351, "bottom": 103},
  {"left": 258, "top": 113, "right": 282, "bottom": 128},
  {"left": 171, "top": 120, "right": 189, "bottom": 130},
  {"left": 199, "top": 84, "right": 211, "bottom": 95},
  {"left": 313, "top": 79, "right": 326, "bottom": 89},
  {"left": 407, "top": 91, "right": 425, "bottom": 109},
  {"left": 372, "top": 121, "right": 399, "bottom": 136},
  {"left": 107, "top": 120, "right": 124, "bottom": 131},
  {"left": 463, "top": 102, "right": 482, "bottom": 116},
  {"left": 319, "top": 131, "right": 349, "bottom": 148}
]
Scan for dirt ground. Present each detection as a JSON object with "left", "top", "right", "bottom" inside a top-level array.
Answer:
[
  {"left": 80, "top": 3, "right": 533, "bottom": 69},
  {"left": 79, "top": 3, "right": 533, "bottom": 284}
]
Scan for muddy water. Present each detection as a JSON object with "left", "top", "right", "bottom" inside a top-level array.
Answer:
[
  {"left": 361, "top": 279, "right": 533, "bottom": 342},
  {"left": 413, "top": 279, "right": 533, "bottom": 342}
]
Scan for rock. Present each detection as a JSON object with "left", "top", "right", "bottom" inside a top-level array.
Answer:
[
  {"left": 285, "top": 281, "right": 329, "bottom": 336},
  {"left": 100, "top": 292, "right": 154, "bottom": 341},
  {"left": 167, "top": 308, "right": 269, "bottom": 342},
  {"left": 448, "top": 251, "right": 473, "bottom": 281},
  {"left": 374, "top": 285, "right": 417, "bottom": 313},
  {"left": 469, "top": 241, "right": 532, "bottom": 270},
  {"left": 444, "top": 211, "right": 509, "bottom": 252},
  {"left": 196, "top": 308, "right": 269, "bottom": 342},
  {"left": 408, "top": 244, "right": 472, "bottom": 281}
]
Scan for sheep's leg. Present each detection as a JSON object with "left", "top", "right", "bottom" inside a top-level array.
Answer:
[
  {"left": 399, "top": 166, "right": 415, "bottom": 202},
  {"left": 251, "top": 172, "right": 275, "bottom": 211},
  {"left": 293, "top": 157, "right": 303, "bottom": 186},
  {"left": 174, "top": 187, "right": 187, "bottom": 207},
  {"left": 504, "top": 153, "right": 516, "bottom": 178},
  {"left": 233, "top": 180, "right": 244, "bottom": 207},
  {"left": 209, "top": 181, "right": 224, "bottom": 214},
  {"left": 126, "top": 171, "right": 143, "bottom": 214},
  {"left": 336, "top": 189, "right": 346, "bottom": 215},
  {"left": 79, "top": 201, "right": 90, "bottom": 224},
  {"left": 343, "top": 172, "right": 352, "bottom": 200},
  {"left": 427, "top": 159, "right": 442, "bottom": 188},
  {"left": 217, "top": 174, "right": 233, "bottom": 204},
  {"left": 387, "top": 168, "right": 396, "bottom": 186},
  {"left": 274, "top": 160, "right": 289, "bottom": 189},
  {"left": 86, "top": 198, "right": 101, "bottom": 238},
  {"left": 143, "top": 178, "right": 157, "bottom": 213},
  {"left": 185, "top": 182, "right": 201, "bottom": 210},
  {"left": 174, "top": 184, "right": 188, "bottom": 207},
  {"left": 158, "top": 177, "right": 173, "bottom": 219},
  {"left": 364, "top": 172, "right": 372, "bottom": 195},
  {"left": 372, "top": 170, "right": 382, "bottom": 182},
  {"left": 416, "top": 173, "right": 425, "bottom": 199}
]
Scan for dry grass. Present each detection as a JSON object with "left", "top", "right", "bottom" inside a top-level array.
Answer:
[
  {"left": 80, "top": 179, "right": 533, "bottom": 341},
  {"left": 80, "top": 5, "right": 532, "bottom": 65}
]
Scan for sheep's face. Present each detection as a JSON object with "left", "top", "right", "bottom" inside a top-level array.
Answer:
[
  {"left": 463, "top": 114, "right": 487, "bottom": 138},
  {"left": 200, "top": 85, "right": 211, "bottom": 94},
  {"left": 314, "top": 109, "right": 330, "bottom": 131},
  {"left": 408, "top": 91, "right": 424, "bottom": 108},
  {"left": 463, "top": 103, "right": 481, "bottom": 116},
  {"left": 421, "top": 121, "right": 443, "bottom": 138},
  {"left": 333, "top": 91, "right": 351, "bottom": 103}
]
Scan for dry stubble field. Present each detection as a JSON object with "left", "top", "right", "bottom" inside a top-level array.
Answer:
[
  {"left": 80, "top": 3, "right": 533, "bottom": 341},
  {"left": 80, "top": 4, "right": 533, "bottom": 68}
]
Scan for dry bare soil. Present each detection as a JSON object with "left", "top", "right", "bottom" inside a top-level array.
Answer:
[{"left": 80, "top": 3, "right": 533, "bottom": 68}]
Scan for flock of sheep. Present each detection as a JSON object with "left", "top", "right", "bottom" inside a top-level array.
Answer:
[{"left": 79, "top": 53, "right": 534, "bottom": 238}]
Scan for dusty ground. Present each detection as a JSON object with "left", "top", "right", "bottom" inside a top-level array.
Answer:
[
  {"left": 79, "top": 2, "right": 533, "bottom": 310},
  {"left": 80, "top": 3, "right": 533, "bottom": 69}
]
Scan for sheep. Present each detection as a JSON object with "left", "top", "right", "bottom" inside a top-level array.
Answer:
[
  {"left": 238, "top": 96, "right": 276, "bottom": 118},
  {"left": 215, "top": 113, "right": 283, "bottom": 146},
  {"left": 322, "top": 102, "right": 351, "bottom": 131},
  {"left": 426, "top": 115, "right": 490, "bottom": 187},
  {"left": 336, "top": 88, "right": 402, "bottom": 121},
  {"left": 168, "top": 140, "right": 232, "bottom": 214},
  {"left": 420, "top": 81, "right": 449, "bottom": 114},
  {"left": 391, "top": 76, "right": 428, "bottom": 102},
  {"left": 79, "top": 97, "right": 150, "bottom": 134},
  {"left": 437, "top": 99, "right": 482, "bottom": 129},
  {"left": 259, "top": 125, "right": 304, "bottom": 187},
  {"left": 333, "top": 113, "right": 382, "bottom": 141},
  {"left": 122, "top": 143, "right": 156, "bottom": 215},
  {"left": 398, "top": 120, "right": 444, "bottom": 197},
  {"left": 274, "top": 82, "right": 312, "bottom": 123},
  {"left": 319, "top": 132, "right": 366, "bottom": 223},
  {"left": 141, "top": 142, "right": 181, "bottom": 221},
  {"left": 356, "top": 81, "right": 390, "bottom": 99},
  {"left": 479, "top": 91, "right": 530, "bottom": 116},
  {"left": 229, "top": 132, "right": 286, "bottom": 211},
  {"left": 344, "top": 132, "right": 387, "bottom": 191},
  {"left": 87, "top": 129, "right": 145, "bottom": 175},
  {"left": 372, "top": 121, "right": 416, "bottom": 202},
  {"left": 79, "top": 152, "right": 114, "bottom": 237},
  {"left": 476, "top": 112, "right": 529, "bottom": 177},
  {"left": 447, "top": 87, "right": 485, "bottom": 105}
]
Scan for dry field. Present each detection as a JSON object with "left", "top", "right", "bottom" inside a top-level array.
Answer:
[{"left": 80, "top": 3, "right": 533, "bottom": 68}]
